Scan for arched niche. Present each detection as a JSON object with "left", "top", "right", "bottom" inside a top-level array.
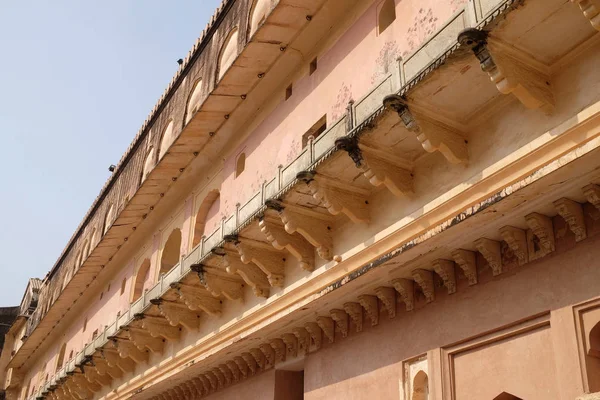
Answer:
[
  {"left": 103, "top": 204, "right": 115, "bottom": 235},
  {"left": 217, "top": 28, "right": 239, "bottom": 82},
  {"left": 235, "top": 152, "right": 246, "bottom": 178},
  {"left": 192, "top": 190, "right": 220, "bottom": 247},
  {"left": 185, "top": 79, "right": 203, "bottom": 125},
  {"left": 132, "top": 259, "right": 151, "bottom": 302},
  {"left": 248, "top": 0, "right": 271, "bottom": 38},
  {"left": 378, "top": 0, "right": 396, "bottom": 34},
  {"left": 160, "top": 229, "right": 182, "bottom": 275},
  {"left": 82, "top": 239, "right": 90, "bottom": 261},
  {"left": 141, "top": 147, "right": 156, "bottom": 184},
  {"left": 55, "top": 343, "right": 66, "bottom": 372},
  {"left": 158, "top": 120, "right": 176, "bottom": 160},
  {"left": 412, "top": 370, "right": 429, "bottom": 400},
  {"left": 493, "top": 392, "right": 523, "bottom": 400}
]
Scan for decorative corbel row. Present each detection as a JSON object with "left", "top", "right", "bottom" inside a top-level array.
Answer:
[
  {"left": 240, "top": 353, "right": 258, "bottom": 375},
  {"left": 214, "top": 365, "right": 231, "bottom": 386},
  {"left": 171, "top": 282, "right": 222, "bottom": 316},
  {"left": 110, "top": 337, "right": 148, "bottom": 363},
  {"left": 474, "top": 238, "right": 502, "bottom": 276},
  {"left": 374, "top": 286, "right": 396, "bottom": 318},
  {"left": 93, "top": 355, "right": 122, "bottom": 379},
  {"left": 451, "top": 249, "right": 478, "bottom": 285},
  {"left": 554, "top": 198, "right": 587, "bottom": 242},
  {"left": 391, "top": 278, "right": 415, "bottom": 311},
  {"left": 233, "top": 236, "right": 286, "bottom": 287},
  {"left": 329, "top": 309, "right": 349, "bottom": 338},
  {"left": 383, "top": 94, "right": 468, "bottom": 164},
  {"left": 571, "top": 0, "right": 600, "bottom": 31},
  {"left": 234, "top": 356, "right": 250, "bottom": 378},
  {"left": 213, "top": 247, "right": 270, "bottom": 298},
  {"left": 458, "top": 29, "right": 554, "bottom": 113},
  {"left": 205, "top": 371, "right": 220, "bottom": 391},
  {"left": 316, "top": 316, "right": 335, "bottom": 343},
  {"left": 259, "top": 216, "right": 315, "bottom": 271},
  {"left": 412, "top": 269, "right": 435, "bottom": 302},
  {"left": 101, "top": 348, "right": 135, "bottom": 373},
  {"left": 583, "top": 184, "right": 600, "bottom": 210},
  {"left": 292, "top": 327, "right": 311, "bottom": 355},
  {"left": 281, "top": 333, "right": 298, "bottom": 358},
  {"left": 358, "top": 294, "right": 379, "bottom": 326},
  {"left": 343, "top": 302, "right": 363, "bottom": 333},
  {"left": 226, "top": 360, "right": 241, "bottom": 383},
  {"left": 265, "top": 200, "right": 333, "bottom": 260},
  {"left": 249, "top": 348, "right": 266, "bottom": 370},
  {"left": 259, "top": 343, "right": 276, "bottom": 368},
  {"left": 270, "top": 338, "right": 287, "bottom": 363},
  {"left": 124, "top": 326, "right": 164, "bottom": 353},
  {"left": 191, "top": 264, "right": 245, "bottom": 301},
  {"left": 432, "top": 259, "right": 456, "bottom": 294},
  {"left": 305, "top": 322, "right": 323, "bottom": 351},
  {"left": 150, "top": 299, "right": 200, "bottom": 331},
  {"left": 297, "top": 171, "right": 370, "bottom": 223},
  {"left": 83, "top": 365, "right": 111, "bottom": 386},
  {"left": 137, "top": 314, "right": 181, "bottom": 341},
  {"left": 524, "top": 212, "right": 555, "bottom": 257},
  {"left": 335, "top": 137, "right": 414, "bottom": 198},
  {"left": 499, "top": 226, "right": 528, "bottom": 265}
]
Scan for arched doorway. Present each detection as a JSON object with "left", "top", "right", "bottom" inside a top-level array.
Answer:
[
  {"left": 192, "top": 190, "right": 220, "bottom": 248},
  {"left": 132, "top": 259, "right": 151, "bottom": 302},
  {"left": 160, "top": 229, "right": 182, "bottom": 275},
  {"left": 412, "top": 370, "right": 429, "bottom": 400}
]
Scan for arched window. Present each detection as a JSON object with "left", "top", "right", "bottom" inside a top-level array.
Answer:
[
  {"left": 192, "top": 190, "right": 220, "bottom": 247},
  {"left": 55, "top": 343, "right": 66, "bottom": 372},
  {"left": 412, "top": 370, "right": 429, "bottom": 400},
  {"left": 185, "top": 79, "right": 203, "bottom": 125},
  {"left": 103, "top": 204, "right": 115, "bottom": 235},
  {"left": 160, "top": 229, "right": 182, "bottom": 275},
  {"left": 235, "top": 152, "right": 245, "bottom": 178},
  {"left": 132, "top": 259, "right": 150, "bottom": 302},
  {"left": 493, "top": 393, "right": 523, "bottom": 400},
  {"left": 378, "top": 0, "right": 396, "bottom": 34},
  {"left": 158, "top": 120, "right": 176, "bottom": 160},
  {"left": 248, "top": 0, "right": 270, "bottom": 38},
  {"left": 217, "top": 28, "right": 239, "bottom": 81},
  {"left": 141, "top": 147, "right": 156, "bottom": 184}
]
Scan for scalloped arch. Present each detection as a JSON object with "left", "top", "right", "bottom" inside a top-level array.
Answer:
[
  {"left": 158, "top": 120, "right": 176, "bottom": 160},
  {"left": 141, "top": 147, "right": 156, "bottom": 184},
  {"left": 185, "top": 79, "right": 203, "bottom": 125}
]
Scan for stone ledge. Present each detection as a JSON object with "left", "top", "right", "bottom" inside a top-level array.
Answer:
[{"left": 577, "top": 393, "right": 600, "bottom": 400}]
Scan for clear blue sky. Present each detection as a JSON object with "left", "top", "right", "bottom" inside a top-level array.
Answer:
[{"left": 0, "top": 1, "right": 222, "bottom": 305}]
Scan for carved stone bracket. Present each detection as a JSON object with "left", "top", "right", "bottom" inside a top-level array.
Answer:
[
  {"left": 101, "top": 348, "right": 135, "bottom": 373},
  {"left": 335, "top": 137, "right": 414, "bottom": 197},
  {"left": 125, "top": 326, "right": 164, "bottom": 353},
  {"left": 226, "top": 360, "right": 241, "bottom": 382},
  {"left": 297, "top": 171, "right": 370, "bottom": 223},
  {"left": 281, "top": 333, "right": 298, "bottom": 358},
  {"left": 250, "top": 348, "right": 267, "bottom": 370},
  {"left": 451, "top": 249, "right": 478, "bottom": 285},
  {"left": 583, "top": 184, "right": 600, "bottom": 210},
  {"left": 110, "top": 338, "right": 148, "bottom": 363},
  {"left": 412, "top": 269, "right": 435, "bottom": 302},
  {"left": 93, "top": 355, "right": 123, "bottom": 379},
  {"left": 193, "top": 265, "right": 245, "bottom": 301},
  {"left": 266, "top": 200, "right": 333, "bottom": 260},
  {"left": 234, "top": 238, "right": 286, "bottom": 287},
  {"left": 343, "top": 302, "right": 363, "bottom": 332},
  {"left": 329, "top": 309, "right": 349, "bottom": 338},
  {"left": 571, "top": 0, "right": 600, "bottom": 30},
  {"left": 259, "top": 343, "right": 276, "bottom": 368},
  {"left": 374, "top": 286, "right": 396, "bottom": 318},
  {"left": 554, "top": 198, "right": 587, "bottom": 241},
  {"left": 305, "top": 322, "right": 323, "bottom": 351},
  {"left": 499, "top": 226, "right": 529, "bottom": 265},
  {"left": 218, "top": 365, "right": 233, "bottom": 386},
  {"left": 172, "top": 282, "right": 222, "bottom": 316},
  {"left": 138, "top": 315, "right": 181, "bottom": 341},
  {"left": 458, "top": 29, "right": 554, "bottom": 113},
  {"left": 151, "top": 299, "right": 200, "bottom": 331},
  {"left": 205, "top": 371, "right": 221, "bottom": 390},
  {"left": 525, "top": 212, "right": 555, "bottom": 256},
  {"left": 474, "top": 238, "right": 502, "bottom": 276},
  {"left": 234, "top": 356, "right": 250, "bottom": 378},
  {"left": 270, "top": 338, "right": 287, "bottom": 363},
  {"left": 383, "top": 95, "right": 468, "bottom": 164},
  {"left": 259, "top": 216, "right": 315, "bottom": 271},
  {"left": 292, "top": 327, "right": 311, "bottom": 355},
  {"left": 391, "top": 278, "right": 415, "bottom": 311},
  {"left": 216, "top": 247, "right": 270, "bottom": 298},
  {"left": 241, "top": 353, "right": 258, "bottom": 376},
  {"left": 198, "top": 374, "right": 214, "bottom": 394},
  {"left": 316, "top": 316, "right": 335, "bottom": 343},
  {"left": 358, "top": 295, "right": 379, "bottom": 326},
  {"left": 432, "top": 259, "right": 456, "bottom": 294}
]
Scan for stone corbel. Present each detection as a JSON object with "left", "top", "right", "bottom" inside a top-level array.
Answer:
[
  {"left": 499, "top": 226, "right": 528, "bottom": 265},
  {"left": 270, "top": 339, "right": 287, "bottom": 363},
  {"left": 391, "top": 278, "right": 415, "bottom": 311},
  {"left": 335, "top": 137, "right": 414, "bottom": 197},
  {"left": 583, "top": 184, "right": 600, "bottom": 210},
  {"left": 358, "top": 295, "right": 379, "bottom": 326},
  {"left": 188, "top": 380, "right": 204, "bottom": 397},
  {"left": 84, "top": 364, "right": 111, "bottom": 386},
  {"left": 138, "top": 314, "right": 181, "bottom": 341},
  {"left": 194, "top": 376, "right": 209, "bottom": 396},
  {"left": 72, "top": 373, "right": 100, "bottom": 393},
  {"left": 233, "top": 356, "right": 250, "bottom": 378},
  {"left": 179, "top": 383, "right": 193, "bottom": 399},
  {"left": 192, "top": 264, "right": 245, "bottom": 301},
  {"left": 474, "top": 238, "right": 502, "bottom": 276},
  {"left": 65, "top": 380, "right": 91, "bottom": 400},
  {"left": 281, "top": 333, "right": 298, "bottom": 358},
  {"left": 266, "top": 200, "right": 333, "bottom": 261},
  {"left": 171, "top": 282, "right": 222, "bottom": 316},
  {"left": 554, "top": 198, "right": 587, "bottom": 241},
  {"left": 525, "top": 212, "right": 555, "bottom": 255},
  {"left": 197, "top": 374, "right": 214, "bottom": 394},
  {"left": 205, "top": 371, "right": 220, "bottom": 391},
  {"left": 124, "top": 326, "right": 164, "bottom": 353},
  {"left": 383, "top": 95, "right": 468, "bottom": 164},
  {"left": 250, "top": 348, "right": 267, "bottom": 370},
  {"left": 305, "top": 322, "right": 323, "bottom": 351},
  {"left": 571, "top": 0, "right": 600, "bottom": 30},
  {"left": 259, "top": 216, "right": 315, "bottom": 272},
  {"left": 93, "top": 356, "right": 123, "bottom": 379},
  {"left": 231, "top": 236, "right": 286, "bottom": 287},
  {"left": 226, "top": 360, "right": 241, "bottom": 382},
  {"left": 101, "top": 348, "right": 135, "bottom": 374},
  {"left": 374, "top": 286, "right": 396, "bottom": 318},
  {"left": 150, "top": 299, "right": 200, "bottom": 331},
  {"left": 458, "top": 29, "right": 554, "bottom": 113},
  {"left": 297, "top": 171, "right": 370, "bottom": 223},
  {"left": 259, "top": 343, "right": 276, "bottom": 368},
  {"left": 451, "top": 249, "right": 478, "bottom": 285},
  {"left": 110, "top": 337, "right": 148, "bottom": 363},
  {"left": 316, "top": 316, "right": 335, "bottom": 343},
  {"left": 214, "top": 247, "right": 270, "bottom": 298},
  {"left": 218, "top": 365, "right": 233, "bottom": 386},
  {"left": 412, "top": 269, "right": 435, "bottom": 302},
  {"left": 292, "top": 327, "right": 310, "bottom": 355},
  {"left": 213, "top": 366, "right": 230, "bottom": 386},
  {"left": 432, "top": 259, "right": 456, "bottom": 294},
  {"left": 343, "top": 302, "right": 363, "bottom": 333}
]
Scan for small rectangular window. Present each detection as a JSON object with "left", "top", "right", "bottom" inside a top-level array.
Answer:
[
  {"left": 302, "top": 115, "right": 327, "bottom": 148},
  {"left": 286, "top": 84, "right": 293, "bottom": 100},
  {"left": 309, "top": 57, "right": 318, "bottom": 75}
]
